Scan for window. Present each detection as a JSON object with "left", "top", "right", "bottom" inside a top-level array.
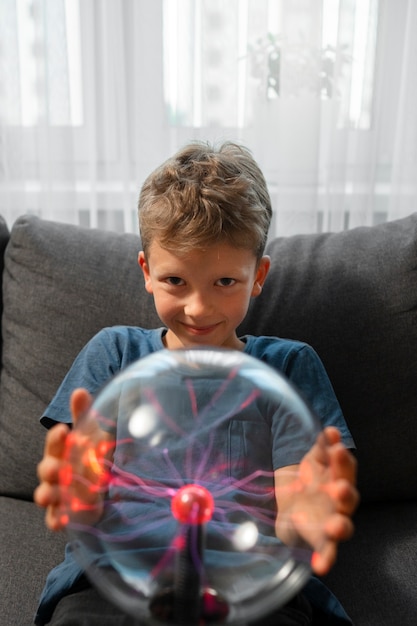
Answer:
[
  {"left": 2, "top": 0, "right": 83, "bottom": 127},
  {"left": 163, "top": 0, "right": 379, "bottom": 130}
]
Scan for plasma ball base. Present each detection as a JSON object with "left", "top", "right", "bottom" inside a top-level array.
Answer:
[{"left": 149, "top": 587, "right": 229, "bottom": 625}]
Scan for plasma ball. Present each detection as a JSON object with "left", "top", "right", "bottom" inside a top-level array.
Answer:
[
  {"left": 62, "top": 350, "right": 320, "bottom": 624},
  {"left": 171, "top": 484, "right": 214, "bottom": 525}
]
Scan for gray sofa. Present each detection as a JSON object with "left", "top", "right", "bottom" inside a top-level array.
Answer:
[{"left": 0, "top": 213, "right": 416, "bottom": 625}]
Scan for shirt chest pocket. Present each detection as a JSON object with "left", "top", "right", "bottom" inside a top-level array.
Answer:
[{"left": 227, "top": 420, "right": 274, "bottom": 483}]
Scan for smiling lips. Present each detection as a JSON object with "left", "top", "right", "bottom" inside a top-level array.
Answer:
[{"left": 181, "top": 322, "right": 220, "bottom": 335}]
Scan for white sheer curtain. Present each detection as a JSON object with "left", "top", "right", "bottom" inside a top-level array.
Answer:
[{"left": 0, "top": 0, "right": 416, "bottom": 237}]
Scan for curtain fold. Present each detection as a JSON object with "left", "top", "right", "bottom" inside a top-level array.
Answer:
[
  {"left": 0, "top": 0, "right": 416, "bottom": 236},
  {"left": 387, "top": 0, "right": 417, "bottom": 221}
]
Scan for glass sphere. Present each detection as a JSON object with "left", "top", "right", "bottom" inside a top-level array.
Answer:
[{"left": 60, "top": 348, "right": 322, "bottom": 625}]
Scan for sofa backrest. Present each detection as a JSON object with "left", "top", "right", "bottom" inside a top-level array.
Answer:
[
  {"left": 241, "top": 213, "right": 417, "bottom": 503},
  {"left": 0, "top": 215, "right": 160, "bottom": 500},
  {"left": 0, "top": 213, "right": 416, "bottom": 505}
]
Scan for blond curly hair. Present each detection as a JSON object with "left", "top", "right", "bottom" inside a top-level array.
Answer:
[{"left": 138, "top": 141, "right": 272, "bottom": 260}]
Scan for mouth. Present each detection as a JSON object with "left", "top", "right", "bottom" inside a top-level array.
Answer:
[{"left": 181, "top": 322, "right": 220, "bottom": 336}]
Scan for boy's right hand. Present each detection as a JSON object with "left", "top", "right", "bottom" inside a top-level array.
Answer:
[{"left": 34, "top": 388, "right": 113, "bottom": 531}]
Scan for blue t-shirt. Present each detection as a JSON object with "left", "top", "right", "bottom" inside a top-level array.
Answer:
[{"left": 35, "top": 327, "right": 354, "bottom": 625}]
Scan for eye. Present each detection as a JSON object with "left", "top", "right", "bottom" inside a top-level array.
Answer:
[
  {"left": 165, "top": 276, "right": 185, "bottom": 286},
  {"left": 216, "top": 277, "right": 236, "bottom": 287}
]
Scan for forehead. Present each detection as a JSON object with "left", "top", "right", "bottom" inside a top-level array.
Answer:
[{"left": 146, "top": 240, "right": 257, "bottom": 271}]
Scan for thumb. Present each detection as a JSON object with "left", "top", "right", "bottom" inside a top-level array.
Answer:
[{"left": 70, "top": 388, "right": 93, "bottom": 426}]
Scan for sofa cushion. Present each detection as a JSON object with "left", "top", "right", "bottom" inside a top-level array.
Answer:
[
  {"left": 324, "top": 501, "right": 417, "bottom": 625},
  {"left": 0, "top": 215, "right": 160, "bottom": 499},
  {"left": 240, "top": 213, "right": 417, "bottom": 503},
  {"left": 0, "top": 496, "right": 67, "bottom": 625}
]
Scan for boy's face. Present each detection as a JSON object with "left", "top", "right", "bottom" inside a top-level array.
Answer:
[{"left": 139, "top": 240, "right": 270, "bottom": 350}]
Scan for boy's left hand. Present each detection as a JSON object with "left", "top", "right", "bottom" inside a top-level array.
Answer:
[{"left": 274, "top": 426, "right": 359, "bottom": 576}]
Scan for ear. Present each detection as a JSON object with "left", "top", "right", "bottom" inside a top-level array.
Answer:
[
  {"left": 138, "top": 251, "right": 153, "bottom": 294},
  {"left": 251, "top": 255, "right": 270, "bottom": 297}
]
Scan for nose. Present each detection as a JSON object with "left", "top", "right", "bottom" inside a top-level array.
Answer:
[{"left": 183, "top": 290, "right": 212, "bottom": 318}]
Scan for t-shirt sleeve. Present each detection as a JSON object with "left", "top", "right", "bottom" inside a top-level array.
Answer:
[
  {"left": 271, "top": 343, "right": 355, "bottom": 469},
  {"left": 40, "top": 329, "right": 124, "bottom": 429},
  {"left": 284, "top": 345, "right": 353, "bottom": 441}
]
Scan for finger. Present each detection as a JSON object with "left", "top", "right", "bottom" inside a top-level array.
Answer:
[
  {"left": 322, "top": 479, "right": 360, "bottom": 516},
  {"left": 311, "top": 541, "right": 338, "bottom": 576},
  {"left": 36, "top": 454, "right": 63, "bottom": 484},
  {"left": 45, "top": 504, "right": 66, "bottom": 532},
  {"left": 34, "top": 481, "right": 62, "bottom": 508},
  {"left": 43, "top": 423, "right": 71, "bottom": 458},
  {"left": 309, "top": 427, "right": 341, "bottom": 467},
  {"left": 70, "top": 388, "right": 93, "bottom": 426},
  {"left": 328, "top": 443, "right": 358, "bottom": 484},
  {"left": 323, "top": 426, "right": 342, "bottom": 445},
  {"left": 323, "top": 513, "right": 355, "bottom": 546},
  {"left": 299, "top": 434, "right": 330, "bottom": 483}
]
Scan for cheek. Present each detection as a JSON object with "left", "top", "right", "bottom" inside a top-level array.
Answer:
[
  {"left": 227, "top": 293, "right": 252, "bottom": 320},
  {"left": 152, "top": 291, "right": 176, "bottom": 319}
]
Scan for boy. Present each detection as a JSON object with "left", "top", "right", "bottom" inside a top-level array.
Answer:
[{"left": 34, "top": 142, "right": 358, "bottom": 625}]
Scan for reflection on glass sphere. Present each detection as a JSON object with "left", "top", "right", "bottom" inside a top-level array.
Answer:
[{"left": 60, "top": 348, "right": 321, "bottom": 625}]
